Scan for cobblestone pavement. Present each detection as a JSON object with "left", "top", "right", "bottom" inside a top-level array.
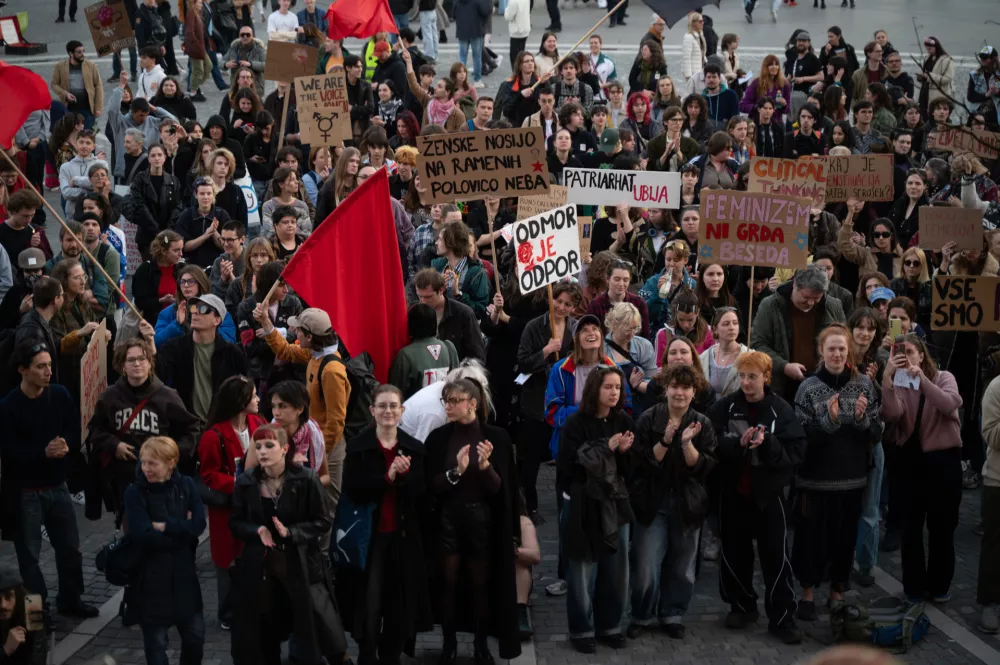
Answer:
[{"left": 2, "top": 464, "right": 996, "bottom": 665}]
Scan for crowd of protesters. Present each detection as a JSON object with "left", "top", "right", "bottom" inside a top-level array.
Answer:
[{"left": 1, "top": 3, "right": 1000, "bottom": 665}]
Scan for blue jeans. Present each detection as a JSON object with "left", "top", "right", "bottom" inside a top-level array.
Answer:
[
  {"left": 458, "top": 37, "right": 484, "bottom": 82},
  {"left": 390, "top": 13, "right": 409, "bottom": 44},
  {"left": 419, "top": 10, "right": 438, "bottom": 60},
  {"left": 141, "top": 612, "right": 205, "bottom": 665},
  {"left": 207, "top": 49, "right": 228, "bottom": 89},
  {"left": 856, "top": 442, "right": 885, "bottom": 572},
  {"left": 112, "top": 46, "right": 137, "bottom": 77},
  {"left": 562, "top": 502, "right": 630, "bottom": 639},
  {"left": 14, "top": 484, "right": 84, "bottom": 607},
  {"left": 631, "top": 496, "right": 701, "bottom": 626}
]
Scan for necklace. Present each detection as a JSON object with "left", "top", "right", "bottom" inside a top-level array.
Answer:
[
  {"left": 716, "top": 344, "right": 739, "bottom": 366},
  {"left": 261, "top": 470, "right": 285, "bottom": 501}
]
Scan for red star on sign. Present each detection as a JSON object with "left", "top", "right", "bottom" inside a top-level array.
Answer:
[{"left": 532, "top": 161, "right": 544, "bottom": 172}]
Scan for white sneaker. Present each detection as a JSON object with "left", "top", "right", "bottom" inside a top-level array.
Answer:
[
  {"left": 597, "top": 0, "right": 607, "bottom": 6},
  {"left": 702, "top": 534, "right": 720, "bottom": 561},
  {"left": 71, "top": 491, "right": 86, "bottom": 506},
  {"left": 771, "top": 8, "right": 778, "bottom": 21},
  {"left": 40, "top": 526, "right": 49, "bottom": 542},
  {"left": 495, "top": 55, "right": 503, "bottom": 69},
  {"left": 546, "top": 580, "right": 568, "bottom": 596},
  {"left": 474, "top": 80, "right": 486, "bottom": 89}
]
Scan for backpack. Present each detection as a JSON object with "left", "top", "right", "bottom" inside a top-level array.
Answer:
[
  {"left": 317, "top": 351, "right": 379, "bottom": 442},
  {"left": 458, "top": 95, "right": 477, "bottom": 121},
  {"left": 830, "top": 597, "right": 931, "bottom": 653}
]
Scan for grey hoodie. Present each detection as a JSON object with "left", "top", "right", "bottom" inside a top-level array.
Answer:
[{"left": 105, "top": 87, "right": 178, "bottom": 178}]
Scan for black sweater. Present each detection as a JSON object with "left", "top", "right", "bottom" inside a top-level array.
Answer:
[{"left": 0, "top": 385, "right": 80, "bottom": 489}]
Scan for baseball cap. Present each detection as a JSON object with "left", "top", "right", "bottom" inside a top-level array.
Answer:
[
  {"left": 868, "top": 287, "right": 894, "bottom": 305},
  {"left": 374, "top": 41, "right": 391, "bottom": 56},
  {"left": 17, "top": 247, "right": 45, "bottom": 270},
  {"left": 796, "top": 30, "right": 812, "bottom": 42},
  {"left": 599, "top": 128, "right": 619, "bottom": 153},
  {"left": 189, "top": 294, "right": 226, "bottom": 318},
  {"left": 288, "top": 308, "right": 333, "bottom": 335},
  {"left": 573, "top": 313, "right": 603, "bottom": 337},
  {"left": 980, "top": 46, "right": 998, "bottom": 58}
]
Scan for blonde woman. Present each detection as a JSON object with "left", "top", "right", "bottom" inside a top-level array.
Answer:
[
  {"left": 681, "top": 13, "right": 707, "bottom": 83},
  {"left": 604, "top": 301, "right": 658, "bottom": 397}
]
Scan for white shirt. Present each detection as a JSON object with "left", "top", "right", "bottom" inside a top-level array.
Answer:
[
  {"left": 399, "top": 382, "right": 448, "bottom": 443},
  {"left": 267, "top": 10, "right": 299, "bottom": 35},
  {"left": 136, "top": 64, "right": 165, "bottom": 99}
]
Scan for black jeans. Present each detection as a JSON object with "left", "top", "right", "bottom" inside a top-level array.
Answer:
[
  {"left": 360, "top": 532, "right": 404, "bottom": 665},
  {"left": 545, "top": 0, "right": 561, "bottom": 28},
  {"left": 510, "top": 38, "right": 528, "bottom": 72},
  {"left": 517, "top": 419, "right": 552, "bottom": 513},
  {"left": 57, "top": 0, "right": 78, "bottom": 19},
  {"left": 791, "top": 488, "right": 864, "bottom": 592},
  {"left": 113, "top": 47, "right": 138, "bottom": 78},
  {"left": 141, "top": 613, "right": 205, "bottom": 665},
  {"left": 14, "top": 484, "right": 84, "bottom": 607},
  {"left": 719, "top": 491, "right": 796, "bottom": 627},
  {"left": 979, "top": 486, "right": 1000, "bottom": 605},
  {"left": 610, "top": 0, "right": 627, "bottom": 24},
  {"left": 898, "top": 446, "right": 962, "bottom": 598}
]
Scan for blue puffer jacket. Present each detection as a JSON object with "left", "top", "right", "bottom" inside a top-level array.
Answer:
[
  {"left": 544, "top": 355, "right": 633, "bottom": 458},
  {"left": 154, "top": 303, "right": 237, "bottom": 347}
]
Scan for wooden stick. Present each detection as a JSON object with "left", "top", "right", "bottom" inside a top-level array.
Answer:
[
  {"left": 546, "top": 283, "right": 558, "bottom": 343},
  {"left": 746, "top": 265, "right": 755, "bottom": 346},
  {"left": 486, "top": 213, "right": 502, "bottom": 296},
  {"left": 529, "top": 0, "right": 629, "bottom": 92},
  {"left": 276, "top": 87, "right": 292, "bottom": 153},
  {"left": 0, "top": 151, "right": 143, "bottom": 321},
  {"left": 261, "top": 274, "right": 283, "bottom": 309}
]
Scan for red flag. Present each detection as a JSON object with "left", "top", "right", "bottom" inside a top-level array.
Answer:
[
  {"left": 0, "top": 62, "right": 51, "bottom": 150},
  {"left": 325, "top": 0, "right": 399, "bottom": 40},
  {"left": 281, "top": 168, "right": 407, "bottom": 383}
]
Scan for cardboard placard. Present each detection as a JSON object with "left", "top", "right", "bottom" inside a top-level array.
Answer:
[
  {"left": 416, "top": 127, "right": 549, "bottom": 204},
  {"left": 84, "top": 0, "right": 135, "bottom": 57},
  {"left": 563, "top": 168, "right": 681, "bottom": 209},
  {"left": 518, "top": 184, "right": 567, "bottom": 221},
  {"left": 919, "top": 206, "right": 984, "bottom": 251},
  {"left": 698, "top": 190, "right": 812, "bottom": 269},
  {"left": 121, "top": 218, "right": 141, "bottom": 275},
  {"left": 578, "top": 215, "right": 592, "bottom": 257},
  {"left": 294, "top": 71, "right": 351, "bottom": 146},
  {"left": 927, "top": 129, "right": 1000, "bottom": 161},
  {"left": 931, "top": 275, "right": 1000, "bottom": 331},
  {"left": 746, "top": 156, "right": 827, "bottom": 206},
  {"left": 819, "top": 154, "right": 894, "bottom": 202},
  {"left": 80, "top": 319, "right": 108, "bottom": 440},
  {"left": 512, "top": 205, "right": 581, "bottom": 294},
  {"left": 263, "top": 42, "right": 319, "bottom": 82}
]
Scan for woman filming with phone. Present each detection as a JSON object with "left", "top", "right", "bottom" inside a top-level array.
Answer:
[{"left": 881, "top": 333, "right": 963, "bottom": 604}]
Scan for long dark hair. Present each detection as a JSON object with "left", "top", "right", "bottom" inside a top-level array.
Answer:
[
  {"left": 207, "top": 375, "right": 256, "bottom": 425},
  {"left": 49, "top": 113, "right": 84, "bottom": 157},
  {"left": 827, "top": 119, "right": 855, "bottom": 151},
  {"left": 269, "top": 380, "right": 311, "bottom": 428},
  {"left": 442, "top": 378, "right": 489, "bottom": 423},
  {"left": 579, "top": 365, "right": 626, "bottom": 418},
  {"left": 255, "top": 261, "right": 285, "bottom": 302}
]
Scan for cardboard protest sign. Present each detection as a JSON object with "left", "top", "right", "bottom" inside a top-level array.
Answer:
[
  {"left": 578, "top": 215, "right": 592, "bottom": 257},
  {"left": 294, "top": 72, "right": 351, "bottom": 146},
  {"left": 927, "top": 129, "right": 1000, "bottom": 161},
  {"left": 698, "top": 190, "right": 811, "bottom": 269},
  {"left": 919, "top": 206, "right": 984, "bottom": 252},
  {"left": 818, "top": 154, "right": 894, "bottom": 202},
  {"left": 746, "top": 157, "right": 827, "bottom": 205},
  {"left": 512, "top": 205, "right": 581, "bottom": 294},
  {"left": 84, "top": 0, "right": 135, "bottom": 57},
  {"left": 563, "top": 168, "right": 681, "bottom": 209},
  {"left": 518, "top": 185, "right": 567, "bottom": 220},
  {"left": 121, "top": 218, "right": 141, "bottom": 275},
  {"left": 80, "top": 319, "right": 108, "bottom": 440},
  {"left": 417, "top": 127, "right": 549, "bottom": 204},
  {"left": 931, "top": 275, "right": 1000, "bottom": 331},
  {"left": 263, "top": 42, "right": 319, "bottom": 82}
]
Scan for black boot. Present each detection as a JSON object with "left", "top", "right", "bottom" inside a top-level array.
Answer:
[
  {"left": 473, "top": 636, "right": 495, "bottom": 665},
  {"left": 518, "top": 604, "right": 534, "bottom": 640},
  {"left": 439, "top": 632, "right": 457, "bottom": 665}
]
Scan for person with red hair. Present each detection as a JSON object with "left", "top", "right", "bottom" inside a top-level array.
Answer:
[{"left": 619, "top": 90, "right": 662, "bottom": 156}]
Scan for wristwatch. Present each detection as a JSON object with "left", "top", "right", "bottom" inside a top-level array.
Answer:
[{"left": 446, "top": 466, "right": 462, "bottom": 485}]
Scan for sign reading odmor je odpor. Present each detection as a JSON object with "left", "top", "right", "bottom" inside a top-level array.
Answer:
[
  {"left": 698, "top": 190, "right": 812, "bottom": 269},
  {"left": 512, "top": 205, "right": 581, "bottom": 294},
  {"left": 416, "top": 127, "right": 549, "bottom": 205},
  {"left": 563, "top": 168, "right": 681, "bottom": 209}
]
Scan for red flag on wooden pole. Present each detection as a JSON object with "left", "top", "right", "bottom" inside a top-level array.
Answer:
[{"left": 325, "top": 0, "right": 399, "bottom": 40}]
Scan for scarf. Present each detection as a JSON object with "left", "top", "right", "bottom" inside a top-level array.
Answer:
[{"left": 427, "top": 97, "right": 456, "bottom": 125}]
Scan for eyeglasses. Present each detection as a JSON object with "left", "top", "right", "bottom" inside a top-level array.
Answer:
[
  {"left": 221, "top": 236, "right": 240, "bottom": 244},
  {"left": 903, "top": 259, "right": 921, "bottom": 267},
  {"left": 373, "top": 403, "right": 401, "bottom": 411},
  {"left": 124, "top": 355, "right": 149, "bottom": 365},
  {"left": 25, "top": 343, "right": 48, "bottom": 354},
  {"left": 611, "top": 259, "right": 633, "bottom": 270},
  {"left": 240, "top": 32, "right": 253, "bottom": 37},
  {"left": 189, "top": 303, "right": 215, "bottom": 315},
  {"left": 872, "top": 231, "right": 892, "bottom": 239},
  {"left": 177, "top": 278, "right": 198, "bottom": 287},
  {"left": 441, "top": 396, "right": 468, "bottom": 407}
]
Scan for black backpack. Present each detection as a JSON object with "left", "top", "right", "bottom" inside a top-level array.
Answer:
[{"left": 317, "top": 352, "right": 379, "bottom": 441}]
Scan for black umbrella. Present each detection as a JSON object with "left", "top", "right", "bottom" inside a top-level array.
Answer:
[{"left": 641, "top": 0, "right": 722, "bottom": 29}]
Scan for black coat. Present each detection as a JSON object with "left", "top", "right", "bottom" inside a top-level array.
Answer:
[
  {"left": 372, "top": 55, "right": 407, "bottom": 105},
  {"left": 706, "top": 388, "right": 806, "bottom": 505},
  {"left": 229, "top": 464, "right": 346, "bottom": 665},
  {"left": 436, "top": 297, "right": 486, "bottom": 363},
  {"left": 155, "top": 331, "right": 248, "bottom": 416},
  {"left": 235, "top": 293, "right": 303, "bottom": 382},
  {"left": 424, "top": 422, "right": 521, "bottom": 660},
  {"left": 132, "top": 260, "right": 180, "bottom": 323},
  {"left": 122, "top": 470, "right": 206, "bottom": 626},
  {"left": 338, "top": 427, "right": 432, "bottom": 644},
  {"left": 123, "top": 170, "right": 182, "bottom": 252},
  {"left": 499, "top": 78, "right": 539, "bottom": 129}
]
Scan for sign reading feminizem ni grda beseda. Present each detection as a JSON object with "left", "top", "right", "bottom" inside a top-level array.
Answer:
[
  {"left": 563, "top": 168, "right": 681, "bottom": 209},
  {"left": 416, "top": 127, "right": 550, "bottom": 205},
  {"left": 698, "top": 190, "right": 812, "bottom": 269},
  {"left": 512, "top": 205, "right": 581, "bottom": 294}
]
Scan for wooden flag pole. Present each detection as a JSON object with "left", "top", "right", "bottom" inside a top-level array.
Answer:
[
  {"left": 746, "top": 265, "right": 756, "bottom": 346},
  {"left": 546, "top": 283, "right": 558, "bottom": 358},
  {"left": 0, "top": 151, "right": 143, "bottom": 321},
  {"left": 529, "top": 0, "right": 630, "bottom": 91},
  {"left": 486, "top": 215, "right": 502, "bottom": 296}
]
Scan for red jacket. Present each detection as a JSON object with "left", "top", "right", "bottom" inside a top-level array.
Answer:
[{"left": 199, "top": 416, "right": 264, "bottom": 567}]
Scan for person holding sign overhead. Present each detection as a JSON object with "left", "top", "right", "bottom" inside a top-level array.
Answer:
[
  {"left": 432, "top": 222, "right": 490, "bottom": 319},
  {"left": 400, "top": 47, "right": 466, "bottom": 132}
]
